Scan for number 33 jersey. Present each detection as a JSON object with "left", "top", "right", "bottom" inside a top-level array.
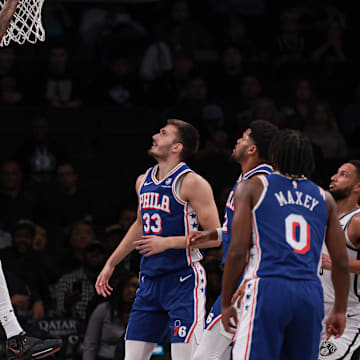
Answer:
[
  {"left": 244, "top": 172, "right": 328, "bottom": 282},
  {"left": 139, "top": 162, "right": 203, "bottom": 277}
]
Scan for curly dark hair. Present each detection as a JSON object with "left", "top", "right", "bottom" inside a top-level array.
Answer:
[
  {"left": 269, "top": 129, "right": 315, "bottom": 178},
  {"left": 249, "top": 120, "right": 279, "bottom": 162}
]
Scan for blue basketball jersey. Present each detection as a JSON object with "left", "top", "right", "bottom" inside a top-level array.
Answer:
[
  {"left": 244, "top": 172, "right": 328, "bottom": 282},
  {"left": 221, "top": 164, "right": 273, "bottom": 265},
  {"left": 139, "top": 162, "right": 203, "bottom": 277}
]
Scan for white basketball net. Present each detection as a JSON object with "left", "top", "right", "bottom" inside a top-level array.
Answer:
[{"left": 0, "top": 0, "right": 45, "bottom": 47}]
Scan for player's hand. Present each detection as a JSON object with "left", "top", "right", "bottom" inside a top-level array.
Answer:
[
  {"left": 325, "top": 310, "right": 346, "bottom": 339},
  {"left": 321, "top": 253, "right": 332, "bottom": 270},
  {"left": 231, "top": 282, "right": 246, "bottom": 308},
  {"left": 95, "top": 263, "right": 114, "bottom": 297},
  {"left": 134, "top": 236, "right": 168, "bottom": 256},
  {"left": 221, "top": 305, "right": 238, "bottom": 334},
  {"left": 186, "top": 230, "right": 215, "bottom": 249}
]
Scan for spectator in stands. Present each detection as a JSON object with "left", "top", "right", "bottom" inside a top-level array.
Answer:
[
  {"left": 237, "top": 96, "right": 283, "bottom": 135},
  {"left": 213, "top": 45, "right": 244, "bottom": 101},
  {"left": 303, "top": 101, "right": 348, "bottom": 159},
  {"left": 52, "top": 240, "right": 107, "bottom": 322},
  {"left": 37, "top": 42, "right": 83, "bottom": 109},
  {"left": 42, "top": 0, "right": 73, "bottom": 41},
  {"left": 82, "top": 271, "right": 138, "bottom": 360},
  {"left": 342, "top": 82, "right": 360, "bottom": 149},
  {"left": 146, "top": 47, "right": 195, "bottom": 108},
  {"left": 163, "top": 73, "right": 215, "bottom": 133},
  {"left": 0, "top": 160, "right": 36, "bottom": 245},
  {"left": 218, "top": 14, "right": 262, "bottom": 63},
  {"left": 89, "top": 53, "right": 143, "bottom": 108},
  {"left": 194, "top": 125, "right": 234, "bottom": 198},
  {"left": 141, "top": 0, "right": 212, "bottom": 83},
  {"left": 79, "top": 5, "right": 147, "bottom": 60},
  {"left": 280, "top": 78, "right": 317, "bottom": 130},
  {"left": 57, "top": 220, "right": 96, "bottom": 278},
  {"left": 103, "top": 224, "right": 125, "bottom": 256},
  {"left": 0, "top": 220, "right": 49, "bottom": 322},
  {"left": 117, "top": 206, "right": 137, "bottom": 232},
  {"left": 31, "top": 223, "right": 61, "bottom": 288},
  {"left": 311, "top": 19, "right": 347, "bottom": 63},
  {"left": 14, "top": 114, "right": 68, "bottom": 188},
  {"left": 267, "top": 8, "right": 309, "bottom": 66},
  {"left": 200, "top": 103, "right": 226, "bottom": 137},
  {"left": 32, "top": 224, "right": 47, "bottom": 252},
  {"left": 229, "top": 74, "right": 263, "bottom": 133},
  {"left": 138, "top": 31, "right": 174, "bottom": 83},
  {"left": 0, "top": 46, "right": 28, "bottom": 109},
  {"left": 37, "top": 161, "right": 94, "bottom": 245},
  {"left": 0, "top": 46, "right": 16, "bottom": 80},
  {"left": 0, "top": 73, "right": 26, "bottom": 108},
  {"left": 151, "top": 0, "right": 213, "bottom": 62},
  {"left": 296, "top": 1, "right": 347, "bottom": 39}
]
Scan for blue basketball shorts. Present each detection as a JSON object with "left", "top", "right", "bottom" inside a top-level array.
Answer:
[
  {"left": 232, "top": 277, "right": 324, "bottom": 360},
  {"left": 126, "top": 262, "right": 206, "bottom": 344}
]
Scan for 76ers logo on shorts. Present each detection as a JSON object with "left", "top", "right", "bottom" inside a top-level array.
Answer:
[
  {"left": 320, "top": 341, "right": 337, "bottom": 356},
  {"left": 173, "top": 320, "right": 187, "bottom": 338}
]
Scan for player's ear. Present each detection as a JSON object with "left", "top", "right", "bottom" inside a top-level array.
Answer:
[
  {"left": 247, "top": 144, "right": 257, "bottom": 155},
  {"left": 173, "top": 142, "right": 183, "bottom": 154},
  {"left": 354, "top": 181, "right": 360, "bottom": 194}
]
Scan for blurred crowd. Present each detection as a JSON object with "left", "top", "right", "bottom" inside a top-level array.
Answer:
[{"left": 0, "top": 0, "right": 359, "bottom": 358}]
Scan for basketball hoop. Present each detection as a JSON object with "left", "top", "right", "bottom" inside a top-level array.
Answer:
[{"left": 0, "top": 0, "right": 45, "bottom": 47}]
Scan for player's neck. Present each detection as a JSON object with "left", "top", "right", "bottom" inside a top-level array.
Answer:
[
  {"left": 241, "top": 158, "right": 264, "bottom": 175},
  {"left": 156, "top": 158, "right": 183, "bottom": 181},
  {"left": 336, "top": 197, "right": 359, "bottom": 218}
]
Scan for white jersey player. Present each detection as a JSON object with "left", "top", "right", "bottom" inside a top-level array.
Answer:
[{"left": 320, "top": 161, "right": 360, "bottom": 359}]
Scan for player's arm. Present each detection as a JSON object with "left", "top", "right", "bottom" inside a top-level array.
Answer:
[
  {"left": 344, "top": 214, "right": 360, "bottom": 273},
  {"left": 347, "top": 259, "right": 360, "bottom": 274},
  {"left": 181, "top": 172, "right": 221, "bottom": 243},
  {"left": 221, "top": 178, "right": 262, "bottom": 333},
  {"left": 96, "top": 175, "right": 144, "bottom": 297},
  {"left": 324, "top": 191, "right": 350, "bottom": 339},
  {"left": 322, "top": 214, "right": 360, "bottom": 273},
  {"left": 134, "top": 172, "right": 221, "bottom": 256},
  {"left": 0, "top": 0, "right": 19, "bottom": 43}
]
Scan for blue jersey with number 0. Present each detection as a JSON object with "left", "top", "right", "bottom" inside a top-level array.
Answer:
[{"left": 244, "top": 173, "right": 328, "bottom": 282}]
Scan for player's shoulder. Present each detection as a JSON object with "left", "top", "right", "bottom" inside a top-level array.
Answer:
[
  {"left": 135, "top": 172, "right": 147, "bottom": 192},
  {"left": 181, "top": 171, "right": 209, "bottom": 187},
  {"left": 348, "top": 210, "right": 360, "bottom": 232},
  {"left": 235, "top": 175, "right": 264, "bottom": 196},
  {"left": 137, "top": 173, "right": 146, "bottom": 183},
  {"left": 179, "top": 171, "right": 214, "bottom": 200}
]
